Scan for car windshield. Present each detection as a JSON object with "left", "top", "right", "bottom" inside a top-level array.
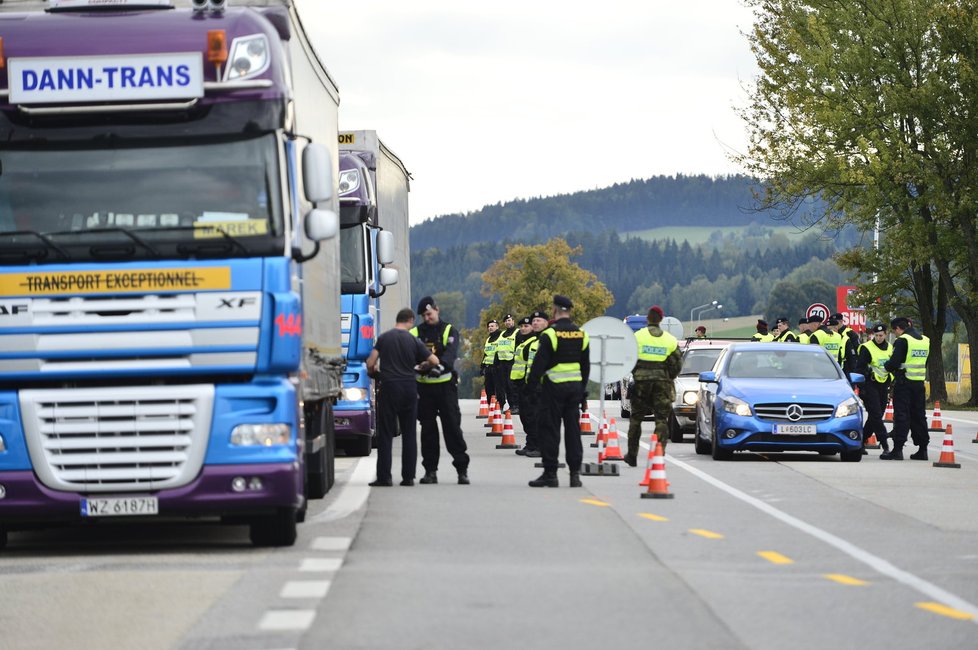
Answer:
[
  {"left": 681, "top": 348, "right": 723, "bottom": 375},
  {"left": 725, "top": 349, "right": 841, "bottom": 380}
]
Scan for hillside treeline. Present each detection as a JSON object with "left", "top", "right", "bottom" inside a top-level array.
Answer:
[{"left": 409, "top": 174, "right": 766, "bottom": 251}]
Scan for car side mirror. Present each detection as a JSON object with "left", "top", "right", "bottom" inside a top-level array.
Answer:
[
  {"left": 699, "top": 371, "right": 718, "bottom": 383},
  {"left": 848, "top": 372, "right": 865, "bottom": 384}
]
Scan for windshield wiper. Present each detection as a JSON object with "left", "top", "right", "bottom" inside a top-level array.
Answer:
[
  {"left": 150, "top": 225, "right": 252, "bottom": 258},
  {"left": 47, "top": 227, "right": 163, "bottom": 260},
  {"left": 0, "top": 230, "right": 71, "bottom": 263}
]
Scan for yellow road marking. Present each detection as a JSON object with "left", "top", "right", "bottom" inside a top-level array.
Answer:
[
  {"left": 823, "top": 574, "right": 868, "bottom": 586},
  {"left": 915, "top": 602, "right": 976, "bottom": 620},
  {"left": 579, "top": 498, "right": 610, "bottom": 507},
  {"left": 689, "top": 529, "right": 724, "bottom": 539},
  {"left": 757, "top": 551, "right": 794, "bottom": 565},
  {"left": 638, "top": 513, "right": 669, "bottom": 522}
]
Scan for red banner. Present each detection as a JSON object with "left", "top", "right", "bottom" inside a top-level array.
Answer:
[{"left": 836, "top": 286, "right": 866, "bottom": 333}]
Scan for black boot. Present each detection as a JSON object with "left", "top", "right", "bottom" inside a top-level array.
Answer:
[
  {"left": 569, "top": 472, "right": 582, "bottom": 488},
  {"left": 909, "top": 446, "right": 928, "bottom": 461},
  {"left": 880, "top": 447, "right": 904, "bottom": 460},
  {"left": 457, "top": 472, "right": 470, "bottom": 485},
  {"left": 623, "top": 453, "right": 638, "bottom": 467},
  {"left": 528, "top": 472, "right": 558, "bottom": 488},
  {"left": 419, "top": 471, "right": 438, "bottom": 484}
]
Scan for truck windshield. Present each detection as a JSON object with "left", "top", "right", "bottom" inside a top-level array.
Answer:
[
  {"left": 0, "top": 135, "right": 284, "bottom": 263},
  {"left": 340, "top": 223, "right": 368, "bottom": 293}
]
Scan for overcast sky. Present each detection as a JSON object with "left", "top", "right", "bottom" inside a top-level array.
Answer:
[{"left": 297, "top": 1, "right": 759, "bottom": 224}]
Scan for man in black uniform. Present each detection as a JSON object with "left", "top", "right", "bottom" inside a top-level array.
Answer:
[
  {"left": 366, "top": 308, "right": 439, "bottom": 486},
  {"left": 526, "top": 295, "right": 590, "bottom": 488},
  {"left": 411, "top": 296, "right": 471, "bottom": 485},
  {"left": 881, "top": 317, "right": 930, "bottom": 460},
  {"left": 514, "top": 311, "right": 548, "bottom": 457},
  {"left": 832, "top": 312, "right": 861, "bottom": 376},
  {"left": 856, "top": 323, "right": 893, "bottom": 453},
  {"left": 772, "top": 317, "right": 798, "bottom": 342}
]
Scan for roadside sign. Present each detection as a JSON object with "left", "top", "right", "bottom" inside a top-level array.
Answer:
[
  {"left": 835, "top": 285, "right": 866, "bottom": 333},
  {"left": 806, "top": 303, "right": 830, "bottom": 322}
]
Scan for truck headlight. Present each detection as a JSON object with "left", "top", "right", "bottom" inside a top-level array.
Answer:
[
  {"left": 683, "top": 390, "right": 699, "bottom": 406},
  {"left": 835, "top": 397, "right": 860, "bottom": 418},
  {"left": 342, "top": 387, "right": 367, "bottom": 402},
  {"left": 338, "top": 169, "right": 361, "bottom": 195},
  {"left": 231, "top": 423, "right": 291, "bottom": 446},
  {"left": 721, "top": 396, "right": 752, "bottom": 417},
  {"left": 225, "top": 34, "right": 270, "bottom": 81}
]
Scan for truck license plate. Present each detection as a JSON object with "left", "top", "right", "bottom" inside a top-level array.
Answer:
[
  {"left": 773, "top": 424, "right": 817, "bottom": 435},
  {"left": 81, "top": 497, "right": 159, "bottom": 517}
]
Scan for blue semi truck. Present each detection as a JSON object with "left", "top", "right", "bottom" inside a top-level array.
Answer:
[
  {"left": 334, "top": 131, "right": 411, "bottom": 455},
  {"left": 0, "top": 0, "right": 345, "bottom": 547}
]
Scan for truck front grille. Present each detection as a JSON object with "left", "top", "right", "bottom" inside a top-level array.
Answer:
[{"left": 20, "top": 385, "right": 213, "bottom": 493}]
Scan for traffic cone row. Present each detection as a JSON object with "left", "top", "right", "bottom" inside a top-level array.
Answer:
[
  {"left": 600, "top": 418, "right": 625, "bottom": 462},
  {"left": 477, "top": 389, "right": 489, "bottom": 418},
  {"left": 933, "top": 424, "right": 961, "bottom": 468},
  {"left": 496, "top": 410, "right": 519, "bottom": 449},
  {"left": 883, "top": 399, "right": 894, "bottom": 422},
  {"left": 929, "top": 401, "right": 944, "bottom": 432},
  {"left": 641, "top": 440, "right": 673, "bottom": 499}
]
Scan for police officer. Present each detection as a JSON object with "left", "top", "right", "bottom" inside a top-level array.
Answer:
[
  {"left": 856, "top": 323, "right": 893, "bottom": 454},
  {"left": 482, "top": 319, "right": 500, "bottom": 403},
  {"left": 881, "top": 316, "right": 930, "bottom": 461},
  {"left": 526, "top": 295, "right": 589, "bottom": 488},
  {"left": 495, "top": 314, "right": 518, "bottom": 412},
  {"left": 832, "top": 312, "right": 861, "bottom": 375},
  {"left": 625, "top": 305, "right": 683, "bottom": 466},
  {"left": 809, "top": 316, "right": 843, "bottom": 363},
  {"left": 751, "top": 319, "right": 774, "bottom": 341},
  {"left": 772, "top": 317, "right": 797, "bottom": 342},
  {"left": 797, "top": 317, "right": 813, "bottom": 344},
  {"left": 411, "top": 296, "right": 470, "bottom": 485},
  {"left": 512, "top": 313, "right": 545, "bottom": 456}
]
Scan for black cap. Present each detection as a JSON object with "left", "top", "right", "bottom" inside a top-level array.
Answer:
[
  {"left": 487, "top": 319, "right": 498, "bottom": 326},
  {"left": 776, "top": 317, "right": 789, "bottom": 325},
  {"left": 808, "top": 316, "right": 824, "bottom": 324},
  {"left": 503, "top": 313, "right": 514, "bottom": 321},
  {"left": 830, "top": 312, "right": 845, "bottom": 321},
  {"left": 798, "top": 317, "right": 809, "bottom": 326},
  {"left": 871, "top": 323, "right": 887, "bottom": 333},
  {"left": 826, "top": 316, "right": 840, "bottom": 326},
  {"left": 891, "top": 316, "right": 911, "bottom": 330},
  {"left": 530, "top": 310, "right": 548, "bottom": 321},
  {"left": 756, "top": 319, "right": 768, "bottom": 327},
  {"left": 416, "top": 296, "right": 436, "bottom": 313},
  {"left": 553, "top": 295, "right": 573, "bottom": 310},
  {"left": 519, "top": 316, "right": 531, "bottom": 325}
]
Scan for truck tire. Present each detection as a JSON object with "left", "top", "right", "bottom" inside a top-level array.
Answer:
[
  {"left": 304, "top": 401, "right": 332, "bottom": 500},
  {"left": 250, "top": 507, "right": 298, "bottom": 547},
  {"left": 0, "top": 527, "right": 7, "bottom": 550},
  {"left": 344, "top": 435, "right": 372, "bottom": 457}
]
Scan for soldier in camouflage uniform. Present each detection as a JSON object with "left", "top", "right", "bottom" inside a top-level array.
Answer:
[{"left": 625, "top": 305, "right": 683, "bottom": 465}]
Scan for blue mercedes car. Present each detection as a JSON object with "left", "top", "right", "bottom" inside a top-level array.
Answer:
[{"left": 695, "top": 343, "right": 865, "bottom": 461}]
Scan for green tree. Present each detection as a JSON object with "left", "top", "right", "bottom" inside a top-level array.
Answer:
[
  {"left": 735, "top": 0, "right": 975, "bottom": 401},
  {"left": 431, "top": 291, "right": 466, "bottom": 330}
]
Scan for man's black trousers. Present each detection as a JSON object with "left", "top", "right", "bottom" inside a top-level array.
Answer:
[
  {"left": 538, "top": 379, "right": 583, "bottom": 474},
  {"left": 375, "top": 380, "right": 418, "bottom": 482},
  {"left": 417, "top": 381, "right": 470, "bottom": 474}
]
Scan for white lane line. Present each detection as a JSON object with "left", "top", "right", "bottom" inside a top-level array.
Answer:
[
  {"left": 258, "top": 610, "right": 316, "bottom": 631},
  {"left": 308, "top": 457, "right": 374, "bottom": 523},
  {"left": 665, "top": 452, "right": 978, "bottom": 622},
  {"left": 280, "top": 580, "right": 332, "bottom": 599},
  {"left": 299, "top": 558, "right": 343, "bottom": 572},
  {"left": 310, "top": 536, "right": 352, "bottom": 551}
]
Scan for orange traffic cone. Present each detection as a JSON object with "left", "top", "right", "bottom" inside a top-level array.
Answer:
[
  {"left": 488, "top": 403, "right": 504, "bottom": 437},
  {"left": 600, "top": 418, "right": 625, "bottom": 462},
  {"left": 484, "top": 396, "right": 497, "bottom": 428},
  {"left": 591, "top": 415, "right": 608, "bottom": 448},
  {"left": 641, "top": 441, "right": 674, "bottom": 499},
  {"left": 580, "top": 410, "right": 594, "bottom": 435},
  {"left": 477, "top": 390, "right": 489, "bottom": 419},
  {"left": 883, "top": 399, "right": 894, "bottom": 422},
  {"left": 639, "top": 434, "right": 659, "bottom": 486},
  {"left": 496, "top": 410, "right": 519, "bottom": 449},
  {"left": 933, "top": 424, "right": 961, "bottom": 468},
  {"left": 864, "top": 431, "right": 881, "bottom": 449},
  {"left": 929, "top": 401, "right": 944, "bottom": 431}
]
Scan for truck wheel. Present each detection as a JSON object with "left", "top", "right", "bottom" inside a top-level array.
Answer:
[
  {"left": 250, "top": 508, "right": 298, "bottom": 547},
  {"left": 0, "top": 527, "right": 7, "bottom": 550},
  {"left": 344, "top": 435, "right": 372, "bottom": 457},
  {"left": 324, "top": 403, "right": 336, "bottom": 492},
  {"left": 304, "top": 402, "right": 328, "bottom": 499}
]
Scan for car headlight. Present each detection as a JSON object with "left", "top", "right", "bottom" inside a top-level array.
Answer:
[
  {"left": 231, "top": 423, "right": 291, "bottom": 446},
  {"left": 721, "top": 396, "right": 752, "bottom": 417},
  {"left": 683, "top": 390, "right": 699, "bottom": 406},
  {"left": 342, "top": 387, "right": 367, "bottom": 402},
  {"left": 835, "top": 397, "right": 860, "bottom": 418},
  {"left": 225, "top": 34, "right": 270, "bottom": 81}
]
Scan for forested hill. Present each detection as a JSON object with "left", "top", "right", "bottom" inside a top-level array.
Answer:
[{"left": 410, "top": 174, "right": 761, "bottom": 251}]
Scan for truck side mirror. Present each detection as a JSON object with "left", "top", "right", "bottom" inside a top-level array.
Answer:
[
  {"left": 302, "top": 143, "right": 334, "bottom": 204},
  {"left": 376, "top": 230, "right": 395, "bottom": 265},
  {"left": 305, "top": 208, "right": 338, "bottom": 241},
  {"left": 379, "top": 267, "right": 398, "bottom": 287}
]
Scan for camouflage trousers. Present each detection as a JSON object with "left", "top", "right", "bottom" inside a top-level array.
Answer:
[{"left": 626, "top": 379, "right": 675, "bottom": 457}]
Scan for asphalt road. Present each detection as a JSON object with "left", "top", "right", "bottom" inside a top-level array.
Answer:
[{"left": 2, "top": 401, "right": 977, "bottom": 650}]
